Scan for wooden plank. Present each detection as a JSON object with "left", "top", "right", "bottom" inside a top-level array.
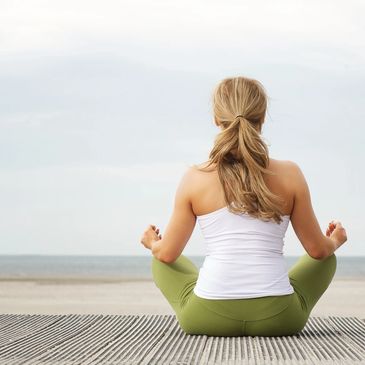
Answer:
[
  {"left": 0, "top": 315, "right": 363, "bottom": 364},
  {"left": 0, "top": 315, "right": 62, "bottom": 347},
  {"left": 0, "top": 315, "right": 28, "bottom": 331}
]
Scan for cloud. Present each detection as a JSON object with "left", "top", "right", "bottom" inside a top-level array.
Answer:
[
  {"left": 0, "top": 0, "right": 363, "bottom": 63},
  {"left": 0, "top": 162, "right": 190, "bottom": 189}
]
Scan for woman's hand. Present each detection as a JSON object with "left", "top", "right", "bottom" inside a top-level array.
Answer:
[
  {"left": 326, "top": 220, "right": 347, "bottom": 247},
  {"left": 326, "top": 221, "right": 336, "bottom": 237},
  {"left": 140, "top": 224, "right": 162, "bottom": 250}
]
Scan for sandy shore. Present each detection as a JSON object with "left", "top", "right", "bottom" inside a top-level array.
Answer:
[{"left": 0, "top": 277, "right": 363, "bottom": 318}]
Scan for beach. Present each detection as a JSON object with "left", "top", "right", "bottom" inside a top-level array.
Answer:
[
  {"left": 0, "top": 277, "right": 364, "bottom": 318},
  {"left": 0, "top": 255, "right": 364, "bottom": 318}
]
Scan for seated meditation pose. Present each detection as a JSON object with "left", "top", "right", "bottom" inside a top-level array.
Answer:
[{"left": 140, "top": 76, "right": 348, "bottom": 337}]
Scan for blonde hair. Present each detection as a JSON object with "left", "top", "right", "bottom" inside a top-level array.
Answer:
[{"left": 195, "top": 76, "right": 285, "bottom": 224}]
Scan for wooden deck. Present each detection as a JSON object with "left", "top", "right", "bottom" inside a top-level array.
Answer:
[{"left": 0, "top": 314, "right": 364, "bottom": 364}]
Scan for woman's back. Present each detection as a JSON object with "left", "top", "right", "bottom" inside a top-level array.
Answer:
[
  {"left": 190, "top": 157, "right": 338, "bottom": 260},
  {"left": 191, "top": 158, "right": 293, "bottom": 218},
  {"left": 191, "top": 158, "right": 295, "bottom": 299}
]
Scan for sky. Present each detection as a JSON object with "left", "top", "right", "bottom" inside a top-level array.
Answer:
[{"left": 0, "top": 0, "right": 364, "bottom": 256}]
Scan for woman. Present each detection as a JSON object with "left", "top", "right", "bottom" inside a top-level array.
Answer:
[{"left": 140, "top": 76, "right": 348, "bottom": 337}]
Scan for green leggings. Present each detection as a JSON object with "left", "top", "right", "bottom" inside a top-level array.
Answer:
[{"left": 151, "top": 253, "right": 337, "bottom": 337}]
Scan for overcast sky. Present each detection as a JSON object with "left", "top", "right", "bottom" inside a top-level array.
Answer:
[{"left": 0, "top": 0, "right": 364, "bottom": 256}]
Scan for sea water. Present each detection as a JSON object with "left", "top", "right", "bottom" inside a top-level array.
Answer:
[{"left": 0, "top": 255, "right": 364, "bottom": 280}]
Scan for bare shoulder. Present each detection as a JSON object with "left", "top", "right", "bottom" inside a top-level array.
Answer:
[
  {"left": 190, "top": 158, "right": 302, "bottom": 181},
  {"left": 267, "top": 158, "right": 305, "bottom": 199},
  {"left": 174, "top": 166, "right": 198, "bottom": 201},
  {"left": 179, "top": 163, "right": 209, "bottom": 186},
  {"left": 183, "top": 162, "right": 217, "bottom": 197},
  {"left": 190, "top": 161, "right": 216, "bottom": 172},
  {"left": 269, "top": 158, "right": 302, "bottom": 177}
]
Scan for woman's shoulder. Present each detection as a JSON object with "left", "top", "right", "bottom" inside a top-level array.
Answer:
[
  {"left": 269, "top": 158, "right": 301, "bottom": 175},
  {"left": 189, "top": 161, "right": 217, "bottom": 172},
  {"left": 267, "top": 158, "right": 305, "bottom": 200},
  {"left": 185, "top": 162, "right": 218, "bottom": 192},
  {"left": 188, "top": 158, "right": 302, "bottom": 179}
]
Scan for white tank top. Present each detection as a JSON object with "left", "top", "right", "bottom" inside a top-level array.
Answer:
[{"left": 193, "top": 205, "right": 295, "bottom": 299}]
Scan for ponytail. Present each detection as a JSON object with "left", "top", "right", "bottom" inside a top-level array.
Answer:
[{"left": 196, "top": 77, "right": 285, "bottom": 224}]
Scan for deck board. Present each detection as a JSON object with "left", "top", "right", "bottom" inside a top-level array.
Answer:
[{"left": 0, "top": 314, "right": 364, "bottom": 364}]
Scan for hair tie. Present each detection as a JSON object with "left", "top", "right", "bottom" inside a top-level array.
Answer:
[{"left": 234, "top": 114, "right": 245, "bottom": 121}]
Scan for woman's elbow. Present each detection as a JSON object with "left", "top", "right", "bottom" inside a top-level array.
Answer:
[
  {"left": 159, "top": 253, "right": 177, "bottom": 263},
  {"left": 308, "top": 245, "right": 328, "bottom": 260},
  {"left": 308, "top": 250, "right": 326, "bottom": 260},
  {"left": 153, "top": 250, "right": 175, "bottom": 264}
]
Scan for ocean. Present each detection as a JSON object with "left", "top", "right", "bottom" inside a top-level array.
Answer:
[{"left": 0, "top": 255, "right": 364, "bottom": 280}]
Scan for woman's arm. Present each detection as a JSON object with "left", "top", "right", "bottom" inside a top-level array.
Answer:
[
  {"left": 142, "top": 167, "right": 197, "bottom": 263},
  {"left": 288, "top": 161, "right": 347, "bottom": 259}
]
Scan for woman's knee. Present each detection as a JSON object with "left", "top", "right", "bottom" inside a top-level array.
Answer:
[
  {"left": 321, "top": 252, "right": 337, "bottom": 280},
  {"left": 327, "top": 252, "right": 337, "bottom": 268},
  {"left": 151, "top": 256, "right": 166, "bottom": 284},
  {"left": 151, "top": 254, "right": 183, "bottom": 276},
  {"left": 151, "top": 255, "right": 159, "bottom": 271}
]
